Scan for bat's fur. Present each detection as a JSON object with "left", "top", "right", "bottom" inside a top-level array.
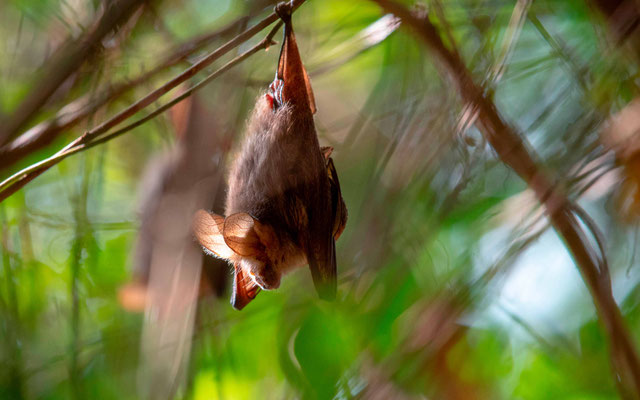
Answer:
[
  {"left": 224, "top": 93, "right": 329, "bottom": 290},
  {"left": 194, "top": 4, "right": 344, "bottom": 309}
]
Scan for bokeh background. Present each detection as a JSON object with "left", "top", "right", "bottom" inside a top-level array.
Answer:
[{"left": 2, "top": 0, "right": 640, "bottom": 399}]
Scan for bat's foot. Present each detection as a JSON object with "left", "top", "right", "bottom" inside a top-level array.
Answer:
[{"left": 275, "top": 1, "right": 293, "bottom": 22}]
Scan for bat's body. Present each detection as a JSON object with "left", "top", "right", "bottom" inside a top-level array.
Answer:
[
  {"left": 194, "top": 3, "right": 347, "bottom": 309},
  {"left": 225, "top": 96, "right": 324, "bottom": 283}
]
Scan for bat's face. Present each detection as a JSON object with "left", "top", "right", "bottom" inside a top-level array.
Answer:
[
  {"left": 192, "top": 210, "right": 308, "bottom": 308},
  {"left": 239, "top": 258, "right": 280, "bottom": 290}
]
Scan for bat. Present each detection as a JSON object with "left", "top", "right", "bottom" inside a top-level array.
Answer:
[{"left": 193, "top": 1, "right": 347, "bottom": 310}]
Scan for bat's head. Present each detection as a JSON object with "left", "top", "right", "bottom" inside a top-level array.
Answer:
[{"left": 192, "top": 210, "right": 287, "bottom": 309}]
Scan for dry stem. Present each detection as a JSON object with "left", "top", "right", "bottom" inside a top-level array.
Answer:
[
  {"left": 370, "top": 0, "right": 640, "bottom": 397},
  {"left": 0, "top": 1, "right": 306, "bottom": 202}
]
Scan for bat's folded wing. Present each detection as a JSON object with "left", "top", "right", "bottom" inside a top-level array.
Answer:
[
  {"left": 327, "top": 157, "right": 348, "bottom": 240},
  {"left": 307, "top": 232, "right": 337, "bottom": 301}
]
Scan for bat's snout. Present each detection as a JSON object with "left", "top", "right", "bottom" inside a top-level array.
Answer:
[{"left": 251, "top": 268, "right": 281, "bottom": 291}]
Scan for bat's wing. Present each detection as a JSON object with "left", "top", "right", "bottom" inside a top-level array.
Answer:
[
  {"left": 307, "top": 156, "right": 346, "bottom": 300},
  {"left": 275, "top": 3, "right": 317, "bottom": 114},
  {"left": 325, "top": 157, "right": 348, "bottom": 240},
  {"left": 231, "top": 261, "right": 260, "bottom": 310},
  {"left": 306, "top": 194, "right": 337, "bottom": 300},
  {"left": 192, "top": 210, "right": 234, "bottom": 259},
  {"left": 301, "top": 61, "right": 316, "bottom": 115},
  {"left": 307, "top": 232, "right": 337, "bottom": 301}
]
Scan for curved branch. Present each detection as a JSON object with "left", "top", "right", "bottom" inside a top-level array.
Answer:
[
  {"left": 0, "top": 0, "right": 307, "bottom": 202},
  {"left": 0, "top": 0, "right": 147, "bottom": 146},
  {"left": 0, "top": 21, "right": 284, "bottom": 203},
  {"left": 370, "top": 0, "right": 640, "bottom": 397},
  {"left": 0, "top": 14, "right": 251, "bottom": 172}
]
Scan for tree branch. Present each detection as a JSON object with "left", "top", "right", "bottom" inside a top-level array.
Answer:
[
  {"left": 0, "top": 16, "right": 288, "bottom": 203},
  {"left": 0, "top": 0, "right": 147, "bottom": 146},
  {"left": 370, "top": 0, "right": 640, "bottom": 397},
  {"left": 0, "top": 0, "right": 308, "bottom": 202},
  {"left": 0, "top": 14, "right": 252, "bottom": 172}
]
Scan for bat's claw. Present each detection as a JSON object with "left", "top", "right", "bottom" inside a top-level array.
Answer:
[
  {"left": 275, "top": 1, "right": 293, "bottom": 22},
  {"left": 269, "top": 79, "right": 285, "bottom": 109}
]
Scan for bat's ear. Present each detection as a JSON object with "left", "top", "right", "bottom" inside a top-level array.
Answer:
[
  {"left": 231, "top": 262, "right": 260, "bottom": 310},
  {"left": 223, "top": 213, "right": 267, "bottom": 258},
  {"left": 193, "top": 210, "right": 235, "bottom": 259}
]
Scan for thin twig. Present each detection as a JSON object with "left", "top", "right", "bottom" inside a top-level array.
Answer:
[
  {"left": 65, "top": 2, "right": 296, "bottom": 151},
  {"left": 0, "top": 33, "right": 274, "bottom": 201},
  {"left": 0, "top": 206, "right": 26, "bottom": 398},
  {"left": 456, "top": 0, "right": 531, "bottom": 135},
  {"left": 489, "top": 0, "right": 531, "bottom": 84},
  {"left": 0, "top": 0, "right": 146, "bottom": 146},
  {"left": 68, "top": 155, "right": 91, "bottom": 400},
  {"left": 370, "top": 0, "right": 640, "bottom": 397},
  {"left": 0, "top": 1, "right": 306, "bottom": 202},
  {"left": 0, "top": 14, "right": 252, "bottom": 171},
  {"left": 528, "top": 14, "right": 589, "bottom": 93},
  {"left": 81, "top": 22, "right": 282, "bottom": 151}
]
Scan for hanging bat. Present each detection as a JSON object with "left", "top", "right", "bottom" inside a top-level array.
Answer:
[{"left": 193, "top": 2, "right": 347, "bottom": 310}]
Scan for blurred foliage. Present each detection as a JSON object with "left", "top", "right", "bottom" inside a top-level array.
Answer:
[{"left": 2, "top": 0, "right": 640, "bottom": 399}]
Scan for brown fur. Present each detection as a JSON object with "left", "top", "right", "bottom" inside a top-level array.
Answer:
[
  {"left": 224, "top": 91, "right": 329, "bottom": 288},
  {"left": 193, "top": 5, "right": 345, "bottom": 309}
]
